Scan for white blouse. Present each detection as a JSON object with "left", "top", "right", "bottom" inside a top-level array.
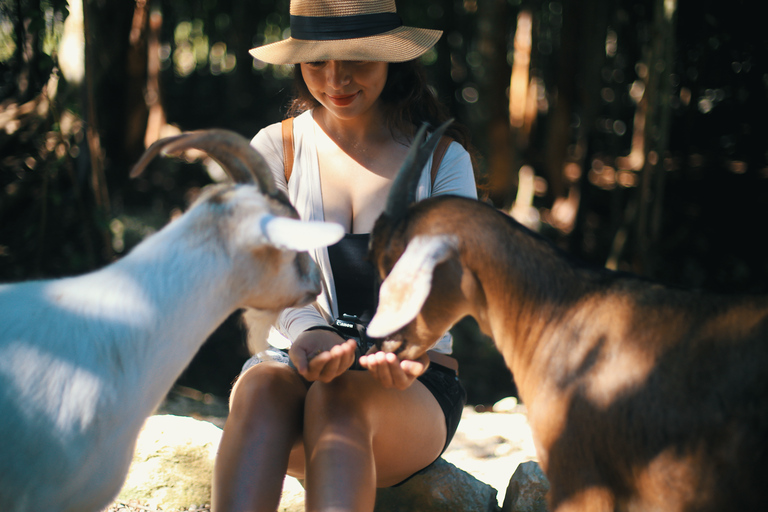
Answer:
[{"left": 250, "top": 110, "right": 478, "bottom": 354}]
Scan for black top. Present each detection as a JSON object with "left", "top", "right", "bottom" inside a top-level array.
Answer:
[{"left": 327, "top": 233, "right": 376, "bottom": 322}]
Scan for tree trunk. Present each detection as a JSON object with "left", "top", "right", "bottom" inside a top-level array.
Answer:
[
  {"left": 83, "top": 0, "right": 149, "bottom": 179},
  {"left": 634, "top": 0, "right": 677, "bottom": 275},
  {"left": 479, "top": 0, "right": 514, "bottom": 207}
]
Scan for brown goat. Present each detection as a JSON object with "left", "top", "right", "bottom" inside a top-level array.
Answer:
[{"left": 366, "top": 125, "right": 768, "bottom": 511}]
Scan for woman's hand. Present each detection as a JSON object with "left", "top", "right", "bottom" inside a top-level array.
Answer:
[
  {"left": 358, "top": 350, "right": 430, "bottom": 390},
  {"left": 290, "top": 329, "right": 357, "bottom": 383}
]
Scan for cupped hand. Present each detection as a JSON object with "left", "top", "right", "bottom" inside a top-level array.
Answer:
[
  {"left": 290, "top": 329, "right": 357, "bottom": 383},
  {"left": 358, "top": 350, "right": 430, "bottom": 390}
]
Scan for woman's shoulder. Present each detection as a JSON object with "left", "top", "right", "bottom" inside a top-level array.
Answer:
[
  {"left": 252, "top": 119, "right": 283, "bottom": 147},
  {"left": 250, "top": 120, "right": 287, "bottom": 181},
  {"left": 432, "top": 140, "right": 477, "bottom": 199},
  {"left": 443, "top": 138, "right": 469, "bottom": 158},
  {"left": 251, "top": 122, "right": 283, "bottom": 156},
  {"left": 253, "top": 111, "right": 314, "bottom": 145}
]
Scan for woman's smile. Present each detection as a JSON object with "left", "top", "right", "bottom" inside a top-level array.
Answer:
[
  {"left": 301, "top": 61, "right": 388, "bottom": 119},
  {"left": 327, "top": 92, "right": 359, "bottom": 107}
]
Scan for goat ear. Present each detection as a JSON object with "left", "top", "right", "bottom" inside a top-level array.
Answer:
[
  {"left": 261, "top": 216, "right": 344, "bottom": 251},
  {"left": 367, "top": 234, "right": 458, "bottom": 338}
]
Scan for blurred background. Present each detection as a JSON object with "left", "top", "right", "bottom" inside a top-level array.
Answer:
[{"left": 1, "top": 0, "right": 766, "bottom": 406}]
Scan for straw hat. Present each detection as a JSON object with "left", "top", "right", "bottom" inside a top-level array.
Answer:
[{"left": 249, "top": 0, "right": 442, "bottom": 65}]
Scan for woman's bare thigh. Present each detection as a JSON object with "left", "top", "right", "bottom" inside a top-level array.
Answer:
[{"left": 303, "top": 370, "right": 447, "bottom": 487}]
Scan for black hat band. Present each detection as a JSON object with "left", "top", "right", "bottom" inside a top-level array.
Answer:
[{"left": 290, "top": 12, "right": 403, "bottom": 41}]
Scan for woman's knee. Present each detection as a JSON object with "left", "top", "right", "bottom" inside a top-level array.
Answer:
[
  {"left": 229, "top": 362, "right": 307, "bottom": 419},
  {"left": 304, "top": 372, "right": 375, "bottom": 429}
]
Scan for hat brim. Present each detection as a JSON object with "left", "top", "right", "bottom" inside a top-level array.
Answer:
[{"left": 249, "top": 26, "right": 442, "bottom": 65}]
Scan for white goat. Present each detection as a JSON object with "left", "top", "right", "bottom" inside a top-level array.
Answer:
[
  {"left": 0, "top": 130, "right": 343, "bottom": 512},
  {"left": 366, "top": 124, "right": 768, "bottom": 511}
]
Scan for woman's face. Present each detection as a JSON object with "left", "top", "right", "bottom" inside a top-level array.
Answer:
[{"left": 300, "top": 60, "right": 388, "bottom": 121}]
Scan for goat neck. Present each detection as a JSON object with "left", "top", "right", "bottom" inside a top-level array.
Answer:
[{"left": 371, "top": 196, "right": 597, "bottom": 370}]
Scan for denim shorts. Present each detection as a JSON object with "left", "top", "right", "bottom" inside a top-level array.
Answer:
[{"left": 240, "top": 349, "right": 467, "bottom": 481}]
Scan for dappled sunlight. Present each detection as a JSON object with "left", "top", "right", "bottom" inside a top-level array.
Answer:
[
  {"left": 170, "top": 19, "right": 237, "bottom": 78},
  {"left": 547, "top": 186, "right": 580, "bottom": 235},
  {"left": 508, "top": 11, "right": 532, "bottom": 130},
  {"left": 509, "top": 165, "right": 540, "bottom": 229},
  {"left": 58, "top": 0, "right": 84, "bottom": 84},
  {"left": 588, "top": 158, "right": 640, "bottom": 191},
  {"left": 0, "top": 340, "right": 103, "bottom": 431},
  {"left": 44, "top": 267, "right": 155, "bottom": 325}
]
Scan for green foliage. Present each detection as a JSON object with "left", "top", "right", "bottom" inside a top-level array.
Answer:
[{"left": 0, "top": 0, "right": 68, "bottom": 65}]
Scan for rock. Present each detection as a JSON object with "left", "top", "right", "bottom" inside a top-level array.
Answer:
[
  {"left": 108, "top": 406, "right": 542, "bottom": 512},
  {"left": 113, "top": 415, "right": 221, "bottom": 510},
  {"left": 276, "top": 476, "right": 306, "bottom": 512},
  {"left": 155, "top": 385, "right": 229, "bottom": 428},
  {"left": 442, "top": 407, "right": 539, "bottom": 504},
  {"left": 492, "top": 396, "right": 519, "bottom": 413},
  {"left": 375, "top": 458, "right": 500, "bottom": 512},
  {"left": 277, "top": 458, "right": 500, "bottom": 512},
  {"left": 110, "top": 416, "right": 500, "bottom": 512},
  {"left": 501, "top": 461, "right": 550, "bottom": 512}
]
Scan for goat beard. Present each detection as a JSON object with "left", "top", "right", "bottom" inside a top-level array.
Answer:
[
  {"left": 372, "top": 338, "right": 404, "bottom": 354},
  {"left": 373, "top": 336, "right": 427, "bottom": 361},
  {"left": 242, "top": 308, "right": 280, "bottom": 355}
]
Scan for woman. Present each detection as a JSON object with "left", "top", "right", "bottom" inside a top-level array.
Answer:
[{"left": 212, "top": 1, "right": 479, "bottom": 511}]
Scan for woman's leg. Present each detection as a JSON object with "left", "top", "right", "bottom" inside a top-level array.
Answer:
[
  {"left": 302, "top": 370, "right": 447, "bottom": 512},
  {"left": 212, "top": 362, "right": 309, "bottom": 512}
]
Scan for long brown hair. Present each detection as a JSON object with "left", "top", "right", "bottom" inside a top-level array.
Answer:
[{"left": 286, "top": 60, "right": 484, "bottom": 190}]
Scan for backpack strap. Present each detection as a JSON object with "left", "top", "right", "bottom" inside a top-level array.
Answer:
[
  {"left": 430, "top": 136, "right": 452, "bottom": 188},
  {"left": 281, "top": 117, "right": 295, "bottom": 183}
]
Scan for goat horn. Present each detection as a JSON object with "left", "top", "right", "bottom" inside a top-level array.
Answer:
[
  {"left": 383, "top": 119, "right": 453, "bottom": 218},
  {"left": 129, "top": 129, "right": 279, "bottom": 196}
]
